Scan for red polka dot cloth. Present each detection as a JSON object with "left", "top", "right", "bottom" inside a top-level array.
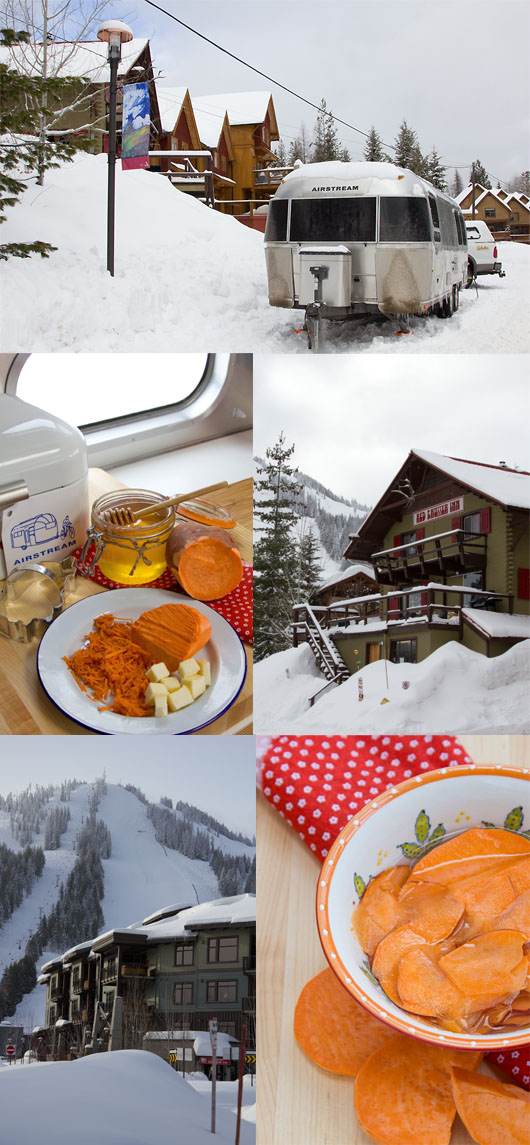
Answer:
[
  {"left": 72, "top": 544, "right": 253, "bottom": 644},
  {"left": 257, "top": 734, "right": 530, "bottom": 1091}
]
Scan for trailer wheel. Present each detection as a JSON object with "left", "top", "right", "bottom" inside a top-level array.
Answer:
[
  {"left": 466, "top": 259, "right": 476, "bottom": 288},
  {"left": 453, "top": 285, "right": 459, "bottom": 313}
]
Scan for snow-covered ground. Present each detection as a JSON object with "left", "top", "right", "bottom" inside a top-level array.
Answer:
[
  {"left": 1, "top": 152, "right": 528, "bottom": 352},
  {"left": 0, "top": 1049, "right": 256, "bottom": 1144},
  {"left": 254, "top": 639, "right": 530, "bottom": 734}
]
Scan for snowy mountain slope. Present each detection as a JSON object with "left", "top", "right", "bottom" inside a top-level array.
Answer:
[
  {"left": 0, "top": 782, "right": 255, "bottom": 1029},
  {"left": 254, "top": 639, "right": 530, "bottom": 734},
  {"left": 1, "top": 152, "right": 528, "bottom": 353}
]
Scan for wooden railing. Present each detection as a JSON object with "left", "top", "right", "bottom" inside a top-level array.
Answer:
[
  {"left": 292, "top": 603, "right": 350, "bottom": 683},
  {"left": 297, "top": 585, "right": 513, "bottom": 634},
  {"left": 372, "top": 529, "right": 487, "bottom": 584}
]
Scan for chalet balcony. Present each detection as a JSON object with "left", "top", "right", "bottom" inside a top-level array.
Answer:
[
  {"left": 372, "top": 529, "right": 487, "bottom": 586},
  {"left": 253, "top": 166, "right": 293, "bottom": 188},
  {"left": 121, "top": 965, "right": 147, "bottom": 978},
  {"left": 71, "top": 976, "right": 83, "bottom": 994},
  {"left": 50, "top": 985, "right": 64, "bottom": 1001},
  {"left": 101, "top": 965, "right": 117, "bottom": 985}
]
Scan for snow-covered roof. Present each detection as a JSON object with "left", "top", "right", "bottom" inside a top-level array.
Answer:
[
  {"left": 279, "top": 161, "right": 458, "bottom": 204},
  {"left": 192, "top": 91, "right": 272, "bottom": 126},
  {"left": 462, "top": 609, "right": 530, "bottom": 641},
  {"left": 62, "top": 939, "right": 94, "bottom": 961},
  {"left": 412, "top": 450, "right": 530, "bottom": 510},
  {"left": 155, "top": 86, "right": 189, "bottom": 134},
  {"left": 141, "top": 902, "right": 195, "bottom": 926},
  {"left": 0, "top": 38, "right": 149, "bottom": 83},
  {"left": 190, "top": 95, "right": 229, "bottom": 146},
  {"left": 319, "top": 563, "right": 376, "bottom": 592},
  {"left": 136, "top": 894, "right": 256, "bottom": 940}
]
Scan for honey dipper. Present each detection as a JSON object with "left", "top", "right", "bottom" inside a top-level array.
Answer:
[{"left": 100, "top": 482, "right": 228, "bottom": 526}]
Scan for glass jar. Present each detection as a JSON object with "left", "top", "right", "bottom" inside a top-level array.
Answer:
[{"left": 83, "top": 489, "right": 175, "bottom": 585}]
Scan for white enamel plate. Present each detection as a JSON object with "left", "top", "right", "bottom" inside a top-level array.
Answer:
[{"left": 37, "top": 588, "right": 247, "bottom": 735}]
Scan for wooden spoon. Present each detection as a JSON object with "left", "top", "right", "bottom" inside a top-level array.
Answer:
[{"left": 100, "top": 482, "right": 229, "bottom": 526}]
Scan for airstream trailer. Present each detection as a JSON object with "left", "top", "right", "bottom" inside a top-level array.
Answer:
[{"left": 264, "top": 161, "right": 468, "bottom": 348}]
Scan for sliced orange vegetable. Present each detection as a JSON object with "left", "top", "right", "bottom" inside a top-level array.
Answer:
[
  {"left": 293, "top": 967, "right": 394, "bottom": 1076},
  {"left": 397, "top": 947, "right": 467, "bottom": 1020},
  {"left": 131, "top": 602, "right": 211, "bottom": 670},
  {"left": 439, "top": 929, "right": 528, "bottom": 999},
  {"left": 371, "top": 926, "right": 427, "bottom": 1006},
  {"left": 407, "top": 828, "right": 530, "bottom": 886},
  {"left": 354, "top": 1035, "right": 483, "bottom": 1145},
  {"left": 399, "top": 882, "right": 464, "bottom": 942},
  {"left": 166, "top": 522, "right": 243, "bottom": 600},
  {"left": 451, "top": 1067, "right": 530, "bottom": 1145},
  {"left": 497, "top": 890, "right": 530, "bottom": 940},
  {"left": 353, "top": 866, "right": 409, "bottom": 956}
]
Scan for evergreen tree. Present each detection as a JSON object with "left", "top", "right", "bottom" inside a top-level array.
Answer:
[
  {"left": 0, "top": 27, "right": 89, "bottom": 259},
  {"left": 393, "top": 120, "right": 419, "bottom": 170},
  {"left": 288, "top": 123, "right": 310, "bottom": 165},
  {"left": 254, "top": 434, "right": 305, "bottom": 660},
  {"left": 425, "top": 146, "right": 446, "bottom": 190},
  {"left": 298, "top": 526, "right": 323, "bottom": 602},
  {"left": 363, "top": 126, "right": 385, "bottom": 162},
  {"left": 470, "top": 160, "right": 491, "bottom": 190},
  {"left": 311, "top": 98, "right": 350, "bottom": 162},
  {"left": 451, "top": 169, "right": 464, "bottom": 197},
  {"left": 273, "top": 138, "right": 288, "bottom": 165}
]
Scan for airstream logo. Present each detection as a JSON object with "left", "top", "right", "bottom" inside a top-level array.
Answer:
[
  {"left": 10, "top": 512, "right": 76, "bottom": 565},
  {"left": 312, "top": 185, "right": 359, "bottom": 191}
]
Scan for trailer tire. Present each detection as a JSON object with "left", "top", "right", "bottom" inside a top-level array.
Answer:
[{"left": 466, "top": 259, "right": 476, "bottom": 288}]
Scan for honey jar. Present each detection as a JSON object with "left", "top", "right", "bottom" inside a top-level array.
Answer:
[{"left": 81, "top": 489, "right": 175, "bottom": 585}]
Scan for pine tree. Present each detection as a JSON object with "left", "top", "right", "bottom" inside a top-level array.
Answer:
[
  {"left": 311, "top": 98, "right": 349, "bottom": 162},
  {"left": 470, "top": 160, "right": 491, "bottom": 190},
  {"left": 425, "top": 147, "right": 446, "bottom": 190},
  {"left": 451, "top": 169, "right": 464, "bottom": 197},
  {"left": 0, "top": 28, "right": 87, "bottom": 260},
  {"left": 254, "top": 434, "right": 305, "bottom": 660},
  {"left": 298, "top": 526, "right": 323, "bottom": 602},
  {"left": 393, "top": 120, "right": 419, "bottom": 170},
  {"left": 363, "top": 126, "right": 385, "bottom": 162},
  {"left": 288, "top": 123, "right": 310, "bottom": 165},
  {"left": 273, "top": 138, "right": 288, "bottom": 165}
]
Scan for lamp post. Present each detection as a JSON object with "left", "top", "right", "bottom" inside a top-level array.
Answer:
[{"left": 97, "top": 19, "right": 133, "bottom": 276}]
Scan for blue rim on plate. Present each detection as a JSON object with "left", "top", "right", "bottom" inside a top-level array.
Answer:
[{"left": 37, "top": 587, "right": 247, "bottom": 735}]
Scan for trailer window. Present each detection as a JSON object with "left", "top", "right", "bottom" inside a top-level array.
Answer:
[
  {"left": 455, "top": 211, "right": 467, "bottom": 245},
  {"left": 289, "top": 197, "right": 376, "bottom": 242},
  {"left": 428, "top": 195, "right": 441, "bottom": 243},
  {"left": 265, "top": 199, "right": 288, "bottom": 241},
  {"left": 379, "top": 197, "right": 431, "bottom": 242},
  {"left": 438, "top": 198, "right": 459, "bottom": 246}
]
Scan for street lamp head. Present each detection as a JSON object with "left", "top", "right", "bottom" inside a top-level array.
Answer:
[{"left": 97, "top": 19, "right": 133, "bottom": 57}]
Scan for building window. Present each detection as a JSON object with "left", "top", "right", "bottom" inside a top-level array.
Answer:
[
  {"left": 218, "top": 1022, "right": 236, "bottom": 1037},
  {"left": 175, "top": 942, "right": 194, "bottom": 967},
  {"left": 174, "top": 982, "right": 193, "bottom": 1005},
  {"left": 460, "top": 570, "right": 484, "bottom": 604},
  {"left": 206, "top": 980, "right": 238, "bottom": 1003},
  {"left": 103, "top": 991, "right": 114, "bottom": 1011},
  {"left": 484, "top": 208, "right": 496, "bottom": 218},
  {"left": 400, "top": 530, "right": 417, "bottom": 556},
  {"left": 462, "top": 512, "right": 481, "bottom": 539},
  {"left": 208, "top": 937, "right": 239, "bottom": 963},
  {"left": 390, "top": 638, "right": 417, "bottom": 664},
  {"left": 403, "top": 591, "right": 423, "bottom": 617}
]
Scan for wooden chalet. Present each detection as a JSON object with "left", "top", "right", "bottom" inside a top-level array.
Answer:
[
  {"left": 312, "top": 562, "right": 378, "bottom": 607},
  {"left": 0, "top": 38, "right": 161, "bottom": 155},
  {"left": 153, "top": 87, "right": 235, "bottom": 207},
  {"left": 293, "top": 450, "right": 530, "bottom": 675},
  {"left": 457, "top": 183, "right": 530, "bottom": 242},
  {"left": 190, "top": 91, "right": 280, "bottom": 214}
]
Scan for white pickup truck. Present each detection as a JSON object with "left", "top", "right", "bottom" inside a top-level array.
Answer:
[{"left": 465, "top": 220, "right": 505, "bottom": 285}]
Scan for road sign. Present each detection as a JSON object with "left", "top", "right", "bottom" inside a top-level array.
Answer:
[
  {"left": 244, "top": 1053, "right": 256, "bottom": 1066},
  {"left": 6, "top": 1045, "right": 15, "bottom": 1056}
]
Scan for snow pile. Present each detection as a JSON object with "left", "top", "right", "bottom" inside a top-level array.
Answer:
[
  {"left": 0, "top": 152, "right": 528, "bottom": 351},
  {"left": 254, "top": 639, "right": 530, "bottom": 734},
  {"left": 0, "top": 1049, "right": 255, "bottom": 1144}
]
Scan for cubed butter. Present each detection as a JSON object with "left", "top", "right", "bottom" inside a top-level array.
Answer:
[
  {"left": 168, "top": 686, "right": 194, "bottom": 712},
  {"left": 145, "top": 681, "right": 168, "bottom": 705},
  {"left": 160, "top": 676, "right": 181, "bottom": 694},
  {"left": 183, "top": 675, "right": 206, "bottom": 700},
  {"left": 178, "top": 657, "right": 200, "bottom": 679},
  {"left": 147, "top": 662, "right": 170, "bottom": 683},
  {"left": 154, "top": 695, "right": 168, "bottom": 718},
  {"left": 197, "top": 659, "right": 211, "bottom": 686}
]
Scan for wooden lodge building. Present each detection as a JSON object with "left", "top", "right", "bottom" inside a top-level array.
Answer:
[
  {"left": 293, "top": 450, "right": 530, "bottom": 676},
  {"left": 457, "top": 184, "right": 530, "bottom": 243},
  {"left": 37, "top": 895, "right": 255, "bottom": 1073}
]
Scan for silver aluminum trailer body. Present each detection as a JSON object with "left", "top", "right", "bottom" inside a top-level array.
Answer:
[{"left": 264, "top": 162, "right": 468, "bottom": 324}]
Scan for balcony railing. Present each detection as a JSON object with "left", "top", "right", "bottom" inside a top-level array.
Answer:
[
  {"left": 121, "top": 965, "right": 147, "bottom": 978},
  {"left": 372, "top": 528, "right": 487, "bottom": 585},
  {"left": 295, "top": 585, "right": 514, "bottom": 640},
  {"left": 253, "top": 166, "right": 294, "bottom": 187}
]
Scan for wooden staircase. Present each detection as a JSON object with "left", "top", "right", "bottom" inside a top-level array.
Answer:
[{"left": 292, "top": 602, "right": 350, "bottom": 685}]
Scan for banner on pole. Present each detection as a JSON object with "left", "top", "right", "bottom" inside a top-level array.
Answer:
[{"left": 121, "top": 82, "right": 150, "bottom": 170}]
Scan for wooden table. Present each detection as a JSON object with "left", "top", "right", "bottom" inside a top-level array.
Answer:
[
  {"left": 257, "top": 736, "right": 530, "bottom": 1145},
  {"left": 0, "top": 472, "right": 252, "bottom": 736}
]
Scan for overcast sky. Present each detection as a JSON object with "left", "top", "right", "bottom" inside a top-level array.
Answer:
[
  {"left": 0, "top": 737, "right": 255, "bottom": 837},
  {"left": 112, "top": 0, "right": 530, "bottom": 185},
  {"left": 253, "top": 354, "right": 530, "bottom": 505}
]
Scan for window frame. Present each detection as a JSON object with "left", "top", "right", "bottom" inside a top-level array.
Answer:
[
  {"left": 206, "top": 979, "right": 238, "bottom": 1003},
  {"left": 207, "top": 936, "right": 239, "bottom": 964},
  {"left": 175, "top": 941, "right": 194, "bottom": 967},
  {"left": 173, "top": 981, "right": 193, "bottom": 1005}
]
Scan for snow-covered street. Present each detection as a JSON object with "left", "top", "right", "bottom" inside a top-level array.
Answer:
[{"left": 0, "top": 153, "right": 528, "bottom": 352}]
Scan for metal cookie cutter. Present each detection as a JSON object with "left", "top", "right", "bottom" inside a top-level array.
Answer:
[{"left": 0, "top": 562, "right": 69, "bottom": 642}]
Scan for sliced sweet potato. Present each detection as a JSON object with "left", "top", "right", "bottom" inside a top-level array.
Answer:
[
  {"left": 451, "top": 1066, "right": 530, "bottom": 1145},
  {"left": 354, "top": 1035, "right": 483, "bottom": 1145},
  {"left": 407, "top": 828, "right": 530, "bottom": 887},
  {"left": 130, "top": 602, "right": 211, "bottom": 670},
  {"left": 371, "top": 926, "right": 428, "bottom": 1005},
  {"left": 353, "top": 866, "right": 409, "bottom": 956},
  {"left": 439, "top": 929, "right": 528, "bottom": 999},
  {"left": 166, "top": 522, "right": 243, "bottom": 601},
  {"left": 399, "top": 882, "right": 464, "bottom": 942},
  {"left": 397, "top": 947, "right": 467, "bottom": 1020},
  {"left": 293, "top": 967, "right": 394, "bottom": 1076}
]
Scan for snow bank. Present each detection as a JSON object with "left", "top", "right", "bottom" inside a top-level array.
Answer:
[
  {"left": 1, "top": 152, "right": 528, "bottom": 351},
  {"left": 0, "top": 1050, "right": 255, "bottom": 1144},
  {"left": 254, "top": 639, "right": 530, "bottom": 734}
]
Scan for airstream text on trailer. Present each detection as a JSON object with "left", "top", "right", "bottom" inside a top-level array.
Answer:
[{"left": 264, "top": 161, "right": 468, "bottom": 349}]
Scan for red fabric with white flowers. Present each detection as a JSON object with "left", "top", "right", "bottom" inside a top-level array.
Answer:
[
  {"left": 72, "top": 544, "right": 253, "bottom": 643},
  {"left": 258, "top": 734, "right": 530, "bottom": 1090}
]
